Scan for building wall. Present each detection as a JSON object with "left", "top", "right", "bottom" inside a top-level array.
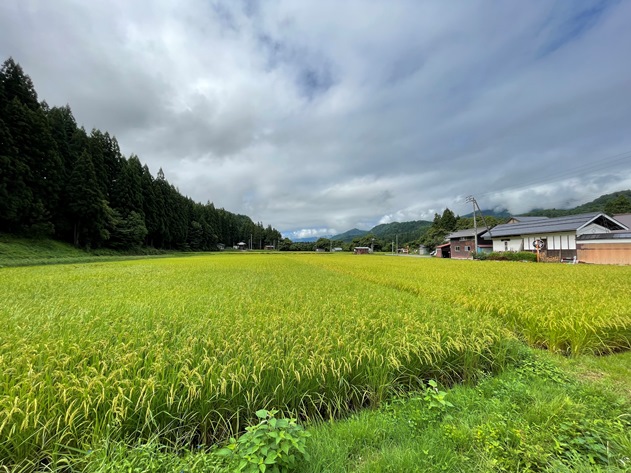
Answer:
[
  {"left": 577, "top": 240, "right": 631, "bottom": 265},
  {"left": 494, "top": 232, "right": 579, "bottom": 252},
  {"left": 577, "top": 223, "right": 610, "bottom": 236},
  {"left": 493, "top": 238, "right": 523, "bottom": 252},
  {"left": 535, "top": 233, "right": 576, "bottom": 251},
  {"left": 451, "top": 239, "right": 475, "bottom": 259}
]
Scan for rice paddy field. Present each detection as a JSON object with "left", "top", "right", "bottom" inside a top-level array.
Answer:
[{"left": 1, "top": 253, "right": 630, "bottom": 470}]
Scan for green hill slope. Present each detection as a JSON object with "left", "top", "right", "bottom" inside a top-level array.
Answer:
[{"left": 0, "top": 234, "right": 167, "bottom": 267}]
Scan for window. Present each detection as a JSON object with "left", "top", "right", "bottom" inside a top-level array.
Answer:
[
  {"left": 455, "top": 246, "right": 460, "bottom": 251},
  {"left": 464, "top": 245, "right": 471, "bottom": 251}
]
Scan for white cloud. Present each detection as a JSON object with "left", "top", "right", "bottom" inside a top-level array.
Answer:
[
  {"left": 285, "top": 228, "right": 337, "bottom": 240},
  {"left": 2, "top": 0, "right": 631, "bottom": 234}
]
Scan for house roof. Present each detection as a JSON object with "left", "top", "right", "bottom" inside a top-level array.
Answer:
[
  {"left": 482, "top": 212, "right": 627, "bottom": 239},
  {"left": 577, "top": 232, "right": 631, "bottom": 241},
  {"left": 446, "top": 228, "right": 490, "bottom": 239},
  {"left": 509, "top": 216, "right": 550, "bottom": 223},
  {"left": 613, "top": 213, "right": 631, "bottom": 229}
]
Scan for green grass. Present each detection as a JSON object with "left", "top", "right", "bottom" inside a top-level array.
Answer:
[
  {"left": 0, "top": 234, "right": 171, "bottom": 267},
  {"left": 557, "top": 350, "right": 631, "bottom": 400},
  {"left": 0, "top": 234, "right": 86, "bottom": 263},
  {"left": 297, "top": 348, "right": 631, "bottom": 472}
]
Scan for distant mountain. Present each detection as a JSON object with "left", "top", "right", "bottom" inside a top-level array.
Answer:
[
  {"left": 309, "top": 190, "right": 631, "bottom": 245},
  {"left": 331, "top": 220, "right": 432, "bottom": 243},
  {"left": 330, "top": 228, "right": 368, "bottom": 242},
  {"left": 370, "top": 220, "right": 432, "bottom": 243}
]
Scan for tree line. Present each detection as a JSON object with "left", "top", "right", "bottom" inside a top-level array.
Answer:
[{"left": 0, "top": 58, "right": 281, "bottom": 251}]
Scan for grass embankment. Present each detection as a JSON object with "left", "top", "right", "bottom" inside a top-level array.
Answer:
[
  {"left": 0, "top": 234, "right": 174, "bottom": 267},
  {"left": 299, "top": 349, "right": 631, "bottom": 473}
]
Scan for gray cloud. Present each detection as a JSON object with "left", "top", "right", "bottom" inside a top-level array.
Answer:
[{"left": 2, "top": 0, "right": 631, "bottom": 237}]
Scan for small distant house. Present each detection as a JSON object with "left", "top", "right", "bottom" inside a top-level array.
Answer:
[
  {"left": 446, "top": 228, "right": 493, "bottom": 259},
  {"left": 434, "top": 242, "right": 451, "bottom": 258},
  {"left": 481, "top": 212, "right": 627, "bottom": 261},
  {"left": 216, "top": 243, "right": 225, "bottom": 251},
  {"left": 264, "top": 245, "right": 275, "bottom": 250},
  {"left": 354, "top": 246, "right": 371, "bottom": 254},
  {"left": 332, "top": 247, "right": 344, "bottom": 252},
  {"left": 237, "top": 242, "right": 247, "bottom": 250},
  {"left": 418, "top": 245, "right": 428, "bottom": 255}
]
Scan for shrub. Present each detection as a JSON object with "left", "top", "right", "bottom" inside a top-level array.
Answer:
[
  {"left": 475, "top": 251, "right": 537, "bottom": 262},
  {"left": 216, "top": 409, "right": 310, "bottom": 473}
]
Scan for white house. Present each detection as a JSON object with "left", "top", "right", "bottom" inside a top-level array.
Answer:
[{"left": 481, "top": 212, "right": 628, "bottom": 260}]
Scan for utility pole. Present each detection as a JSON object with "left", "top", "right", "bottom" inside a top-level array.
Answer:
[
  {"left": 466, "top": 195, "right": 493, "bottom": 255},
  {"left": 395, "top": 234, "right": 398, "bottom": 255},
  {"left": 466, "top": 196, "right": 478, "bottom": 254}
]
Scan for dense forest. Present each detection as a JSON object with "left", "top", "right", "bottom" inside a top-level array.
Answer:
[{"left": 0, "top": 58, "right": 281, "bottom": 251}]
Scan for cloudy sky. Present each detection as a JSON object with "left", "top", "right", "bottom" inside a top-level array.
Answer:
[{"left": 2, "top": 1, "right": 631, "bottom": 239}]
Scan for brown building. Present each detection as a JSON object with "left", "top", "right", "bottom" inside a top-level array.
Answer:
[
  {"left": 434, "top": 242, "right": 451, "bottom": 258},
  {"left": 445, "top": 228, "right": 493, "bottom": 259}
]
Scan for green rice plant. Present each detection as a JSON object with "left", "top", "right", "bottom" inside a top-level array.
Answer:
[
  {"left": 1, "top": 253, "right": 629, "bottom": 469},
  {"left": 306, "top": 255, "right": 631, "bottom": 355},
  {"left": 0, "top": 254, "right": 513, "bottom": 469}
]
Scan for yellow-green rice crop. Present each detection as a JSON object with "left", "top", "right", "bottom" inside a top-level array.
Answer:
[
  {"left": 307, "top": 255, "right": 631, "bottom": 354},
  {"left": 1, "top": 253, "right": 629, "bottom": 470}
]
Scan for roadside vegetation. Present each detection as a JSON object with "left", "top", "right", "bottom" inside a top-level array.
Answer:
[
  {"left": 0, "top": 233, "right": 175, "bottom": 267},
  {"left": 47, "top": 349, "right": 631, "bottom": 472},
  {"left": 1, "top": 252, "right": 629, "bottom": 471}
]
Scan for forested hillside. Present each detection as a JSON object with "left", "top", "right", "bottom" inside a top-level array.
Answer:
[{"left": 0, "top": 58, "right": 281, "bottom": 250}]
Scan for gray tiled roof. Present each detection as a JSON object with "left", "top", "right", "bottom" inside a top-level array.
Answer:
[
  {"left": 577, "top": 232, "right": 631, "bottom": 240},
  {"left": 482, "top": 212, "right": 626, "bottom": 238},
  {"left": 613, "top": 213, "right": 631, "bottom": 229},
  {"left": 510, "top": 216, "right": 550, "bottom": 222},
  {"left": 447, "top": 228, "right": 490, "bottom": 239}
]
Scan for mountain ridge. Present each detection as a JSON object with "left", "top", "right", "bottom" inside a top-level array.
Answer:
[{"left": 323, "top": 190, "right": 631, "bottom": 243}]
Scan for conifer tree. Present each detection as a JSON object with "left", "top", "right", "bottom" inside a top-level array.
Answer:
[{"left": 67, "top": 150, "right": 111, "bottom": 247}]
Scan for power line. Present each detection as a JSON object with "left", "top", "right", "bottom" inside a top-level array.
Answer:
[
  {"left": 474, "top": 149, "right": 631, "bottom": 200},
  {"left": 453, "top": 149, "right": 631, "bottom": 213}
]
